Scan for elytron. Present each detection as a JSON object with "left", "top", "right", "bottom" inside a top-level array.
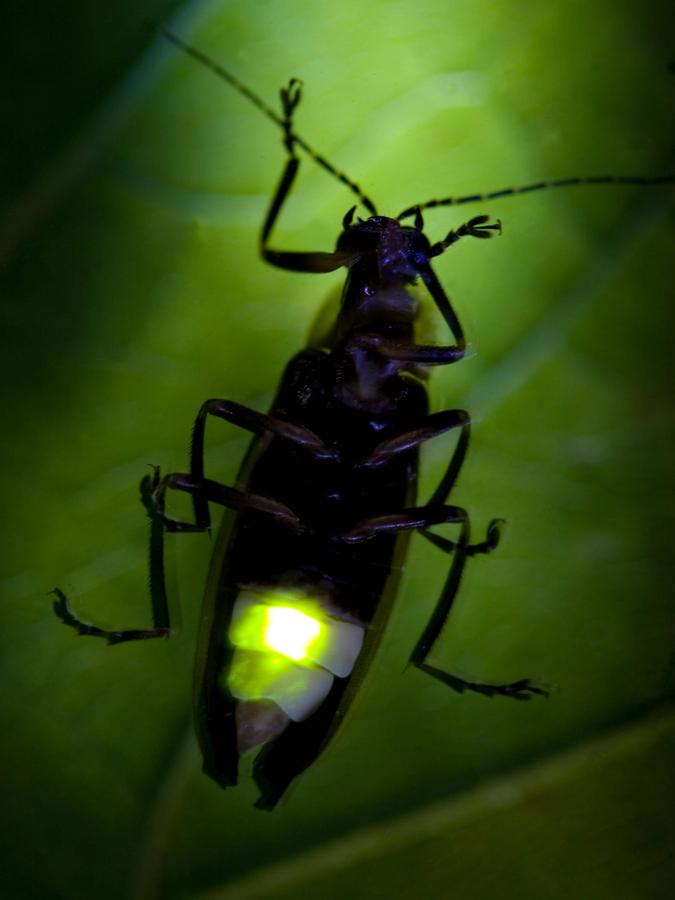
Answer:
[{"left": 54, "top": 31, "right": 673, "bottom": 808}]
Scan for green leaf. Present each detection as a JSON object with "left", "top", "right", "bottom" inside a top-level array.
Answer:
[
  {"left": 1, "top": 2, "right": 673, "bottom": 899},
  {"left": 196, "top": 706, "right": 675, "bottom": 900}
]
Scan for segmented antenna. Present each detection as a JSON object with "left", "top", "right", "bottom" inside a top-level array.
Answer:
[
  {"left": 397, "top": 174, "right": 675, "bottom": 220},
  {"left": 161, "top": 29, "right": 377, "bottom": 215}
]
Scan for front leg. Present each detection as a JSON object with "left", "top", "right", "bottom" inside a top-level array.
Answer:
[
  {"left": 350, "top": 257, "right": 467, "bottom": 366},
  {"left": 357, "top": 214, "right": 500, "bottom": 365},
  {"left": 429, "top": 214, "right": 502, "bottom": 257},
  {"left": 260, "top": 79, "right": 356, "bottom": 274}
]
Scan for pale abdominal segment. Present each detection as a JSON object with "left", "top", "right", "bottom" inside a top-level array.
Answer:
[{"left": 225, "top": 589, "right": 366, "bottom": 750}]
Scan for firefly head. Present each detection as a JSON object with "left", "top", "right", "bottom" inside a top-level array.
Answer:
[{"left": 336, "top": 212, "right": 431, "bottom": 283}]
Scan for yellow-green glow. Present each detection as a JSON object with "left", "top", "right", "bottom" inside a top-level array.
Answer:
[
  {"left": 227, "top": 591, "right": 365, "bottom": 721},
  {"left": 230, "top": 590, "right": 365, "bottom": 677},
  {"left": 230, "top": 602, "right": 268, "bottom": 653},
  {"left": 227, "top": 649, "right": 333, "bottom": 722},
  {"left": 264, "top": 606, "right": 321, "bottom": 661},
  {"left": 229, "top": 650, "right": 292, "bottom": 697},
  {"left": 230, "top": 592, "right": 326, "bottom": 662}
]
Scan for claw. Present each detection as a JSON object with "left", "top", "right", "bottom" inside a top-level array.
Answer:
[
  {"left": 280, "top": 77, "right": 303, "bottom": 116},
  {"left": 51, "top": 587, "right": 75, "bottom": 626},
  {"left": 467, "top": 215, "right": 502, "bottom": 238},
  {"left": 507, "top": 679, "right": 550, "bottom": 699},
  {"left": 140, "top": 464, "right": 161, "bottom": 515},
  {"left": 486, "top": 517, "right": 505, "bottom": 551}
]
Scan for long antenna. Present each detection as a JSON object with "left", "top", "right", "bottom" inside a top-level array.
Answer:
[
  {"left": 161, "top": 28, "right": 377, "bottom": 215},
  {"left": 397, "top": 174, "right": 674, "bottom": 220}
]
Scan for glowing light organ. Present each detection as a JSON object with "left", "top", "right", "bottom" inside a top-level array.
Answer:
[{"left": 226, "top": 590, "right": 365, "bottom": 751}]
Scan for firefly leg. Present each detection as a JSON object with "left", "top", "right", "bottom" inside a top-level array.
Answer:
[
  {"left": 427, "top": 215, "right": 501, "bottom": 258},
  {"left": 52, "top": 467, "right": 171, "bottom": 644},
  {"left": 358, "top": 409, "right": 502, "bottom": 555},
  {"left": 415, "top": 218, "right": 499, "bottom": 354},
  {"left": 355, "top": 402, "right": 471, "bottom": 501},
  {"left": 336, "top": 504, "right": 546, "bottom": 700},
  {"left": 338, "top": 503, "right": 498, "bottom": 554},
  {"left": 407, "top": 429, "right": 543, "bottom": 698},
  {"left": 53, "top": 471, "right": 306, "bottom": 644},
  {"left": 351, "top": 219, "right": 496, "bottom": 366},
  {"left": 52, "top": 587, "right": 170, "bottom": 645},
  {"left": 355, "top": 409, "right": 469, "bottom": 469},
  {"left": 154, "top": 471, "right": 306, "bottom": 535},
  {"left": 409, "top": 525, "right": 546, "bottom": 700},
  {"left": 413, "top": 413, "right": 501, "bottom": 552},
  {"left": 190, "top": 397, "right": 337, "bottom": 527},
  {"left": 410, "top": 514, "right": 544, "bottom": 699},
  {"left": 419, "top": 520, "right": 503, "bottom": 557},
  {"left": 339, "top": 412, "right": 472, "bottom": 542},
  {"left": 260, "top": 80, "right": 356, "bottom": 274},
  {"left": 338, "top": 503, "right": 469, "bottom": 542}
]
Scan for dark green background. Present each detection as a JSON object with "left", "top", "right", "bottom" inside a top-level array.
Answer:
[{"left": 2, "top": 2, "right": 674, "bottom": 898}]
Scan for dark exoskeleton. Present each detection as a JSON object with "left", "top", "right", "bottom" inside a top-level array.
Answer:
[
  {"left": 55, "top": 34, "right": 673, "bottom": 809},
  {"left": 54, "top": 77, "right": 543, "bottom": 809}
]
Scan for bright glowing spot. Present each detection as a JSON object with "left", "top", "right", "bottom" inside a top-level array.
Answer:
[{"left": 264, "top": 606, "right": 321, "bottom": 661}]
